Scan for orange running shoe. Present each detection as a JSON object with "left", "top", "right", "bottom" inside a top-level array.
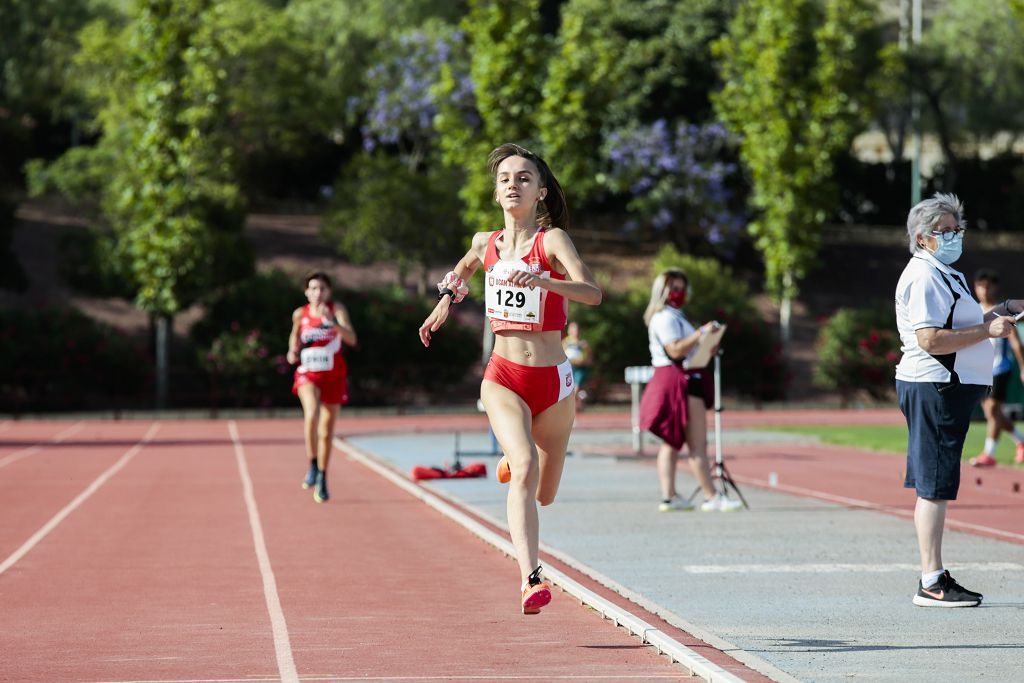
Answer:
[
  {"left": 521, "top": 566, "right": 551, "bottom": 615},
  {"left": 1016, "top": 442, "right": 1024, "bottom": 465},
  {"left": 497, "top": 455, "right": 511, "bottom": 484}
]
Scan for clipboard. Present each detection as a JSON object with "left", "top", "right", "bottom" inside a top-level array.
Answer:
[{"left": 684, "top": 324, "right": 726, "bottom": 369}]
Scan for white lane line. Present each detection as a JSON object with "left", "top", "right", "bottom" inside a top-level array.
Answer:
[
  {"left": 734, "top": 473, "right": 1024, "bottom": 544},
  {"left": 0, "top": 422, "right": 158, "bottom": 576},
  {"left": 0, "top": 421, "right": 85, "bottom": 469},
  {"left": 532, "top": 542, "right": 800, "bottom": 683},
  {"left": 682, "top": 562, "right": 1024, "bottom": 574},
  {"left": 84, "top": 676, "right": 690, "bottom": 682},
  {"left": 338, "top": 437, "right": 748, "bottom": 683},
  {"left": 227, "top": 421, "right": 298, "bottom": 683}
]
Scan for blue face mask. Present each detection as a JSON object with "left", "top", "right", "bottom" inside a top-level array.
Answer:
[{"left": 928, "top": 235, "right": 963, "bottom": 265}]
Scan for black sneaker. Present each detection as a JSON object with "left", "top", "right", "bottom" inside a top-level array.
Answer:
[
  {"left": 301, "top": 461, "right": 319, "bottom": 489},
  {"left": 313, "top": 470, "right": 330, "bottom": 503},
  {"left": 942, "top": 571, "right": 983, "bottom": 601},
  {"left": 913, "top": 571, "right": 982, "bottom": 607}
]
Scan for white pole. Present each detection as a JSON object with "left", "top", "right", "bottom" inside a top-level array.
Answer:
[{"left": 631, "top": 380, "right": 642, "bottom": 454}]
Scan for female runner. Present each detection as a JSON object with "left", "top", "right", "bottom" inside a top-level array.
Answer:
[
  {"left": 286, "top": 271, "right": 357, "bottom": 503},
  {"left": 418, "top": 143, "right": 602, "bottom": 614}
]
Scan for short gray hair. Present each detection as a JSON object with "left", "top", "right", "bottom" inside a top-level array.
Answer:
[{"left": 906, "top": 192, "right": 965, "bottom": 254}]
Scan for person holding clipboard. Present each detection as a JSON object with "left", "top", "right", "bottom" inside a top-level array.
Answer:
[
  {"left": 895, "top": 193, "right": 1021, "bottom": 607},
  {"left": 639, "top": 268, "right": 742, "bottom": 512}
]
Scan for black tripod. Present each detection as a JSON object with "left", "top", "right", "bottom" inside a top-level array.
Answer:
[{"left": 689, "top": 350, "right": 748, "bottom": 508}]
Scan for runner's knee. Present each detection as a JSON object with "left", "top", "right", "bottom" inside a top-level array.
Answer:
[{"left": 507, "top": 456, "right": 537, "bottom": 488}]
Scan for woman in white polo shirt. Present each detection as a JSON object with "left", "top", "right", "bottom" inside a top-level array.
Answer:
[
  {"left": 895, "top": 193, "right": 1020, "bottom": 608},
  {"left": 639, "top": 269, "right": 741, "bottom": 513}
]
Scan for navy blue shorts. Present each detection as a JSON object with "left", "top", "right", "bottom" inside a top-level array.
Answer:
[{"left": 897, "top": 380, "right": 986, "bottom": 500}]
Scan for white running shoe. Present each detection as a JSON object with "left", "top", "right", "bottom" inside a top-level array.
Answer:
[
  {"left": 658, "top": 496, "right": 694, "bottom": 512},
  {"left": 700, "top": 493, "right": 743, "bottom": 512}
]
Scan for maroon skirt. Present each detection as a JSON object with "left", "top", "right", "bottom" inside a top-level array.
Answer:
[{"left": 639, "top": 364, "right": 689, "bottom": 451}]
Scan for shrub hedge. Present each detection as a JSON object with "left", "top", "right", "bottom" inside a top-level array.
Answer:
[
  {"left": 813, "top": 305, "right": 900, "bottom": 405},
  {"left": 0, "top": 307, "right": 149, "bottom": 412},
  {"left": 571, "top": 245, "right": 787, "bottom": 403},
  {"left": 191, "top": 270, "right": 481, "bottom": 406}
]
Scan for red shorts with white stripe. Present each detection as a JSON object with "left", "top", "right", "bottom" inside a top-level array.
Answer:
[{"left": 483, "top": 354, "right": 575, "bottom": 417}]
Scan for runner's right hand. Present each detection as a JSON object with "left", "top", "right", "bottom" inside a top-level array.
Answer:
[{"left": 418, "top": 298, "right": 451, "bottom": 348}]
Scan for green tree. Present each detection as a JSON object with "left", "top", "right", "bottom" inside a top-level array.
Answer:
[
  {"left": 286, "top": 0, "right": 462, "bottom": 138},
  {"left": 0, "top": 0, "right": 102, "bottom": 291},
  {"left": 535, "top": 1, "right": 623, "bottom": 200},
  {"left": 323, "top": 22, "right": 468, "bottom": 291},
  {"left": 0, "top": 0, "right": 97, "bottom": 125},
  {"left": 435, "top": 0, "right": 545, "bottom": 232},
  {"left": 325, "top": 153, "right": 464, "bottom": 291},
  {"left": 539, "top": 0, "right": 737, "bottom": 204},
  {"left": 712, "top": 0, "right": 881, "bottom": 352},
  {"left": 915, "top": 0, "right": 1024, "bottom": 189},
  {"left": 30, "top": 0, "right": 254, "bottom": 407}
]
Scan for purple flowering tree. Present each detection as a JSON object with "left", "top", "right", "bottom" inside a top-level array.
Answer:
[
  {"left": 355, "top": 24, "right": 472, "bottom": 163},
  {"left": 602, "top": 119, "right": 745, "bottom": 255},
  {"left": 327, "top": 23, "right": 471, "bottom": 292}
]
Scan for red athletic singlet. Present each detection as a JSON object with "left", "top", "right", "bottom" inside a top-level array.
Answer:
[
  {"left": 483, "top": 229, "right": 568, "bottom": 334},
  {"left": 292, "top": 302, "right": 349, "bottom": 405}
]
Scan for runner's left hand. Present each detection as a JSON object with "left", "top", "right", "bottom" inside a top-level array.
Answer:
[{"left": 507, "top": 269, "right": 541, "bottom": 289}]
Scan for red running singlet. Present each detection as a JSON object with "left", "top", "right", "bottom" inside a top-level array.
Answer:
[
  {"left": 292, "top": 302, "right": 349, "bottom": 405},
  {"left": 483, "top": 229, "right": 568, "bottom": 334}
]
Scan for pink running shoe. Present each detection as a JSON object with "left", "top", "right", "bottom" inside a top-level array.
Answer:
[
  {"left": 1015, "top": 443, "right": 1024, "bottom": 465},
  {"left": 521, "top": 582, "right": 551, "bottom": 615},
  {"left": 969, "top": 453, "right": 997, "bottom": 467},
  {"left": 521, "top": 566, "right": 551, "bottom": 615}
]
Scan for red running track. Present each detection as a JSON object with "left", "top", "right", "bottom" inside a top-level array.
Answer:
[{"left": 1, "top": 418, "right": 753, "bottom": 682}]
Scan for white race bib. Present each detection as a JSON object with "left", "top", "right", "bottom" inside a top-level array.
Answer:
[
  {"left": 300, "top": 346, "right": 334, "bottom": 372},
  {"left": 485, "top": 262, "right": 542, "bottom": 323}
]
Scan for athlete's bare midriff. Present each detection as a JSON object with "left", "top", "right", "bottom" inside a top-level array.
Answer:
[{"left": 493, "top": 329, "right": 566, "bottom": 366}]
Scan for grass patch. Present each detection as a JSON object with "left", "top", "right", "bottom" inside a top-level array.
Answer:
[{"left": 769, "top": 423, "right": 1020, "bottom": 466}]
